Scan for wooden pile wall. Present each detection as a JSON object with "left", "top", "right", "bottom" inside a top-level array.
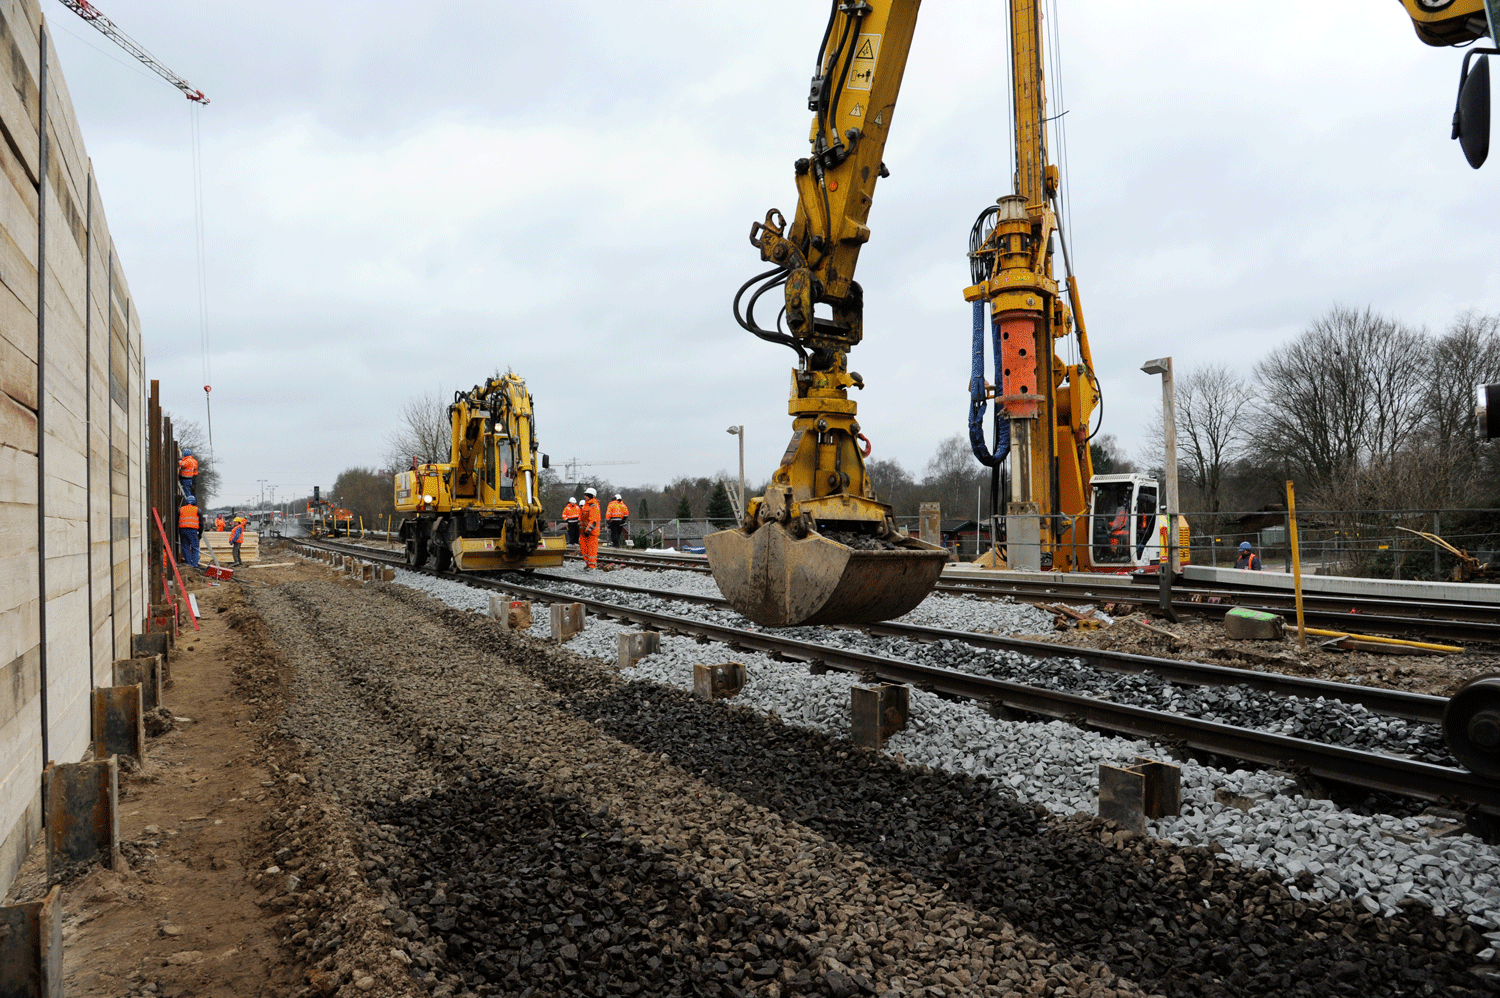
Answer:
[{"left": 0, "top": 0, "right": 147, "bottom": 896}]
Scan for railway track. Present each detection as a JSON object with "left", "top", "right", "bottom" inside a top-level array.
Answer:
[
  {"left": 282, "top": 536, "right": 1500, "bottom": 815},
  {"left": 581, "top": 548, "right": 1500, "bottom": 645}
]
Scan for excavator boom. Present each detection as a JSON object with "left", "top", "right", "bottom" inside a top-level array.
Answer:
[{"left": 708, "top": 0, "right": 948, "bottom": 628}]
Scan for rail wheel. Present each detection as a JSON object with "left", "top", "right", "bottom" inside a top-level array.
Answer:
[
  {"left": 433, "top": 541, "right": 454, "bottom": 573},
  {"left": 406, "top": 536, "right": 427, "bottom": 567}
]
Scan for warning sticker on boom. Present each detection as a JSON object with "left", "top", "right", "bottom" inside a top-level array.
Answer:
[{"left": 846, "top": 33, "right": 880, "bottom": 91}]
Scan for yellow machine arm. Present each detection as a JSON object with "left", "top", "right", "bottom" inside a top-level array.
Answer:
[
  {"left": 960, "top": 0, "right": 1099, "bottom": 573},
  {"left": 446, "top": 373, "right": 546, "bottom": 519},
  {"left": 710, "top": 0, "right": 949, "bottom": 628}
]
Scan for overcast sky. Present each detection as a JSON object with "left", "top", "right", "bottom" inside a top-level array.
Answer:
[{"left": 47, "top": 2, "right": 1500, "bottom": 509}]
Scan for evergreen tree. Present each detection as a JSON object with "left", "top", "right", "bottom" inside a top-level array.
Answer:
[
  {"left": 640, "top": 496, "right": 650, "bottom": 518},
  {"left": 706, "top": 481, "right": 735, "bottom": 527},
  {"left": 675, "top": 495, "right": 692, "bottom": 519}
]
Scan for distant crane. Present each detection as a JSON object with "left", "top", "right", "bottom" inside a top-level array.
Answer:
[{"left": 55, "top": 1, "right": 209, "bottom": 103}]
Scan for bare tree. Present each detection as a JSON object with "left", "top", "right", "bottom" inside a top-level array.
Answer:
[
  {"left": 920, "top": 434, "right": 988, "bottom": 520},
  {"left": 865, "top": 457, "right": 918, "bottom": 516},
  {"left": 1249, "top": 305, "right": 1428, "bottom": 489},
  {"left": 384, "top": 389, "right": 451, "bottom": 470},
  {"left": 1178, "top": 365, "right": 1251, "bottom": 511}
]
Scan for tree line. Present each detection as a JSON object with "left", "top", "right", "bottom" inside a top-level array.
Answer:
[
  {"left": 324, "top": 304, "right": 1498, "bottom": 565},
  {"left": 1148, "top": 305, "right": 1500, "bottom": 516}
]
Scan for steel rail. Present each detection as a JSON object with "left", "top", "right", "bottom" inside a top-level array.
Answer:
[
  {"left": 584, "top": 550, "right": 1500, "bottom": 644},
  {"left": 297, "top": 538, "right": 1449, "bottom": 723},
  {"left": 283, "top": 537, "right": 1496, "bottom": 811},
  {"left": 516, "top": 570, "right": 1448, "bottom": 725}
]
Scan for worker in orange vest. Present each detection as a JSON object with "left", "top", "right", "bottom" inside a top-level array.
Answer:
[
  {"left": 562, "top": 496, "right": 581, "bottom": 547},
  {"left": 214, "top": 514, "right": 226, "bottom": 532},
  {"left": 606, "top": 493, "right": 630, "bottom": 548},
  {"left": 178, "top": 449, "right": 198, "bottom": 502},
  {"left": 178, "top": 501, "right": 200, "bottom": 568},
  {"left": 229, "top": 517, "right": 247, "bottom": 566},
  {"left": 578, "top": 488, "right": 601, "bottom": 570}
]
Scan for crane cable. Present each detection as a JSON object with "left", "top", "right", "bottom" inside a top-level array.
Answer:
[{"left": 190, "top": 101, "right": 213, "bottom": 453}]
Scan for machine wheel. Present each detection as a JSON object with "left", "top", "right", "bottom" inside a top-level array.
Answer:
[
  {"left": 433, "top": 540, "right": 454, "bottom": 573},
  {"left": 406, "top": 536, "right": 427, "bottom": 567}
]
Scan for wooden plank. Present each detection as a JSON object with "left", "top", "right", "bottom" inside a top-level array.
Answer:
[
  {"left": 44, "top": 596, "right": 89, "bottom": 762},
  {"left": 0, "top": 424, "right": 37, "bottom": 503},
  {"left": 0, "top": 546, "right": 38, "bottom": 619},
  {"left": 0, "top": 388, "right": 36, "bottom": 455},
  {"left": 0, "top": 289, "right": 36, "bottom": 411},
  {"left": 0, "top": 1, "right": 41, "bottom": 185},
  {"left": 0, "top": 616, "right": 37, "bottom": 723}
]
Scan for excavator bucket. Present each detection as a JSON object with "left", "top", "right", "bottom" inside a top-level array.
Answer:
[{"left": 705, "top": 523, "right": 949, "bottom": 628}]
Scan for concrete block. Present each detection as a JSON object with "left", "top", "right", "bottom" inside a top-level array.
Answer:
[
  {"left": 381, "top": 567, "right": 396, "bottom": 582},
  {"left": 1098, "top": 757, "right": 1182, "bottom": 832},
  {"left": 694, "top": 662, "right": 747, "bottom": 701},
  {"left": 44, "top": 757, "right": 119, "bottom": 879},
  {"left": 361, "top": 563, "right": 374, "bottom": 582},
  {"left": 851, "top": 683, "right": 909, "bottom": 750},
  {"left": 113, "top": 655, "right": 163, "bottom": 711},
  {"left": 92, "top": 685, "right": 144, "bottom": 762},
  {"left": 618, "top": 631, "right": 661, "bottom": 669},
  {"left": 0, "top": 885, "right": 63, "bottom": 998},
  {"left": 550, "top": 602, "right": 585, "bottom": 642},
  {"left": 1223, "top": 606, "right": 1286, "bottom": 641}
]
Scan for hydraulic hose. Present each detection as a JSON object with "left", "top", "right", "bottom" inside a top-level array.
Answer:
[{"left": 969, "top": 302, "right": 1010, "bottom": 467}]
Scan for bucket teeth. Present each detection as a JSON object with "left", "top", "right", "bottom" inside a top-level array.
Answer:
[{"left": 705, "top": 523, "right": 947, "bottom": 627}]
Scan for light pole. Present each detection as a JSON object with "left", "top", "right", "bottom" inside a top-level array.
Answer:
[
  {"left": 726, "top": 425, "right": 745, "bottom": 524},
  {"left": 1142, "top": 356, "right": 1180, "bottom": 620},
  {"left": 257, "top": 478, "right": 268, "bottom": 511}
]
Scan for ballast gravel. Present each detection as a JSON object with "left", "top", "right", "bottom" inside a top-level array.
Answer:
[{"left": 396, "top": 565, "right": 1500, "bottom": 951}]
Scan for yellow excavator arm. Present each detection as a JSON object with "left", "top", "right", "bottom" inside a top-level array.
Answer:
[{"left": 709, "top": 0, "right": 949, "bottom": 628}]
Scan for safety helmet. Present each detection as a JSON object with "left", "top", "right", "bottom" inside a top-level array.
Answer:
[
  {"left": 584, "top": 487, "right": 597, "bottom": 497},
  {"left": 1239, "top": 541, "right": 1252, "bottom": 551},
  {"left": 183, "top": 448, "right": 193, "bottom": 456},
  {"left": 569, "top": 497, "right": 577, "bottom": 503},
  {"left": 614, "top": 493, "right": 622, "bottom": 500},
  {"left": 235, "top": 516, "right": 246, "bottom": 523}
]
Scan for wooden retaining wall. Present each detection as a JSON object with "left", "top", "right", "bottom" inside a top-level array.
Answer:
[{"left": 0, "top": 0, "right": 147, "bottom": 897}]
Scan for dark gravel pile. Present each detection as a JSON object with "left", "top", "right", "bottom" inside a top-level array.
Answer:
[
  {"left": 245, "top": 576, "right": 1499, "bottom": 998},
  {"left": 372, "top": 771, "right": 840, "bottom": 998},
  {"left": 562, "top": 677, "right": 1496, "bottom": 998}
]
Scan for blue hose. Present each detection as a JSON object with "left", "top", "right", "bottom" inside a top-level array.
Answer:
[{"left": 968, "top": 302, "right": 1010, "bottom": 467}]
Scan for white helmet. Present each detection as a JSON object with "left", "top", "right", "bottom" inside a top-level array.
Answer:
[
  {"left": 614, "top": 493, "right": 622, "bottom": 500},
  {"left": 569, "top": 497, "right": 577, "bottom": 503},
  {"left": 584, "top": 487, "right": 597, "bottom": 497}
]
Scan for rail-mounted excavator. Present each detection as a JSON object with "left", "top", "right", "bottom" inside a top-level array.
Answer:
[
  {"left": 707, "top": 0, "right": 1500, "bottom": 630},
  {"left": 393, "top": 373, "right": 564, "bottom": 572}
]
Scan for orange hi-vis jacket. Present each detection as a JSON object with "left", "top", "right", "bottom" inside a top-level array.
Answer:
[
  {"left": 178, "top": 504, "right": 200, "bottom": 530},
  {"left": 214, "top": 516, "right": 226, "bottom": 531},
  {"left": 562, "top": 501, "right": 580, "bottom": 524},
  {"left": 230, "top": 522, "right": 245, "bottom": 544},
  {"left": 179, "top": 454, "right": 198, "bottom": 478},
  {"left": 606, "top": 499, "right": 629, "bottom": 522},
  {"left": 579, "top": 498, "right": 601, "bottom": 536}
]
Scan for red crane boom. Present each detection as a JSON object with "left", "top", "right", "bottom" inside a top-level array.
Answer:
[{"left": 55, "top": 0, "right": 208, "bottom": 104}]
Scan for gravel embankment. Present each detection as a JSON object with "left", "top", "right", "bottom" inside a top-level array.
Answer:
[
  {"left": 255, "top": 566, "right": 1500, "bottom": 994},
  {"left": 395, "top": 567, "right": 1500, "bottom": 960}
]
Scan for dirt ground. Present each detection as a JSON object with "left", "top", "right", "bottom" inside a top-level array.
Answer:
[
  {"left": 2, "top": 557, "right": 333, "bottom": 997},
  {"left": 1027, "top": 606, "right": 1500, "bottom": 699}
]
